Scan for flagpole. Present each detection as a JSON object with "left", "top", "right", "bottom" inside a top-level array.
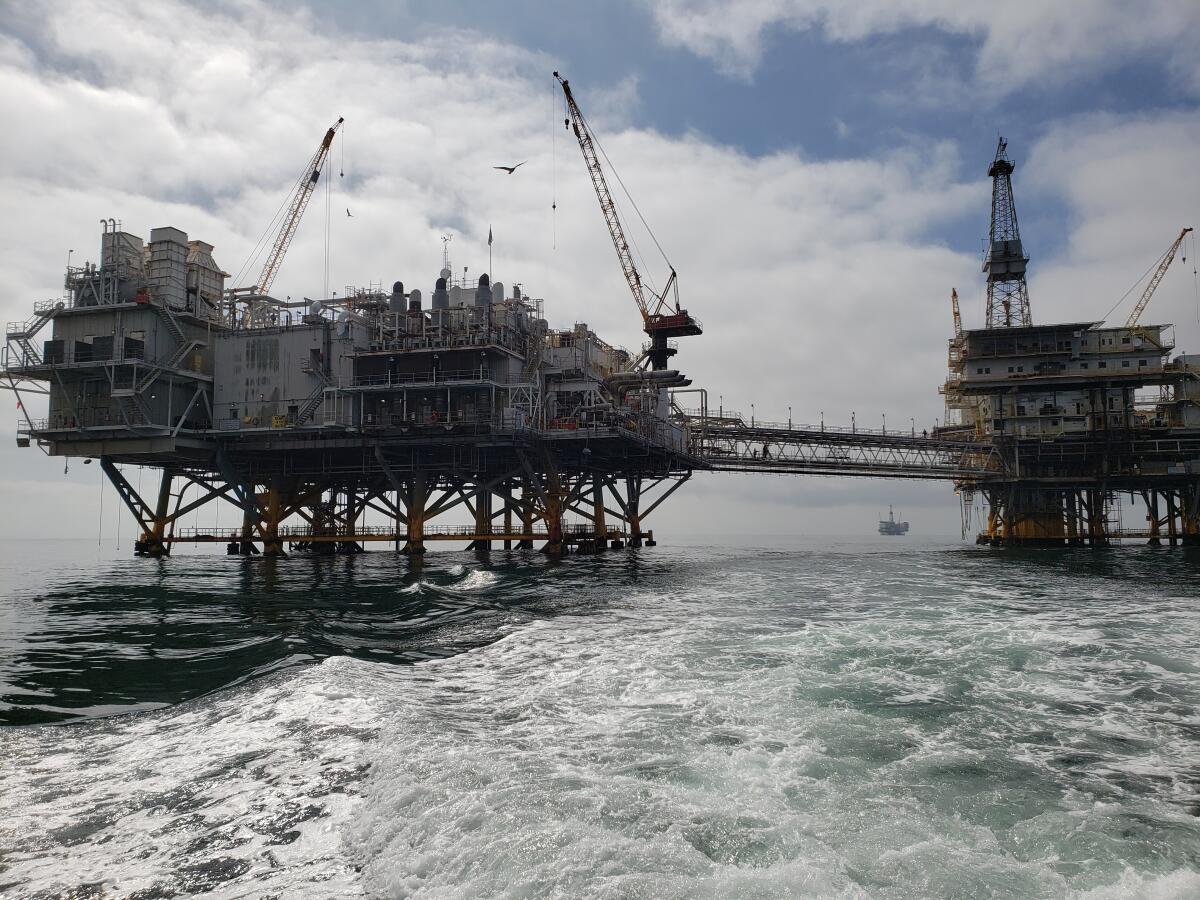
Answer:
[{"left": 488, "top": 225, "right": 493, "bottom": 279}]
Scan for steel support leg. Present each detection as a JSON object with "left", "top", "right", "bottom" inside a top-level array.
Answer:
[
  {"left": 540, "top": 467, "right": 565, "bottom": 557},
  {"left": 402, "top": 474, "right": 427, "bottom": 555},
  {"left": 518, "top": 478, "right": 535, "bottom": 550},
  {"left": 260, "top": 481, "right": 286, "bottom": 557},
  {"left": 1166, "top": 490, "right": 1179, "bottom": 546},
  {"left": 589, "top": 476, "right": 608, "bottom": 552},
  {"left": 472, "top": 484, "right": 492, "bottom": 553},
  {"left": 626, "top": 476, "right": 643, "bottom": 548},
  {"left": 1181, "top": 484, "right": 1200, "bottom": 546},
  {"left": 503, "top": 481, "right": 513, "bottom": 550},
  {"left": 239, "top": 506, "right": 258, "bottom": 555},
  {"left": 1146, "top": 491, "right": 1162, "bottom": 546}
]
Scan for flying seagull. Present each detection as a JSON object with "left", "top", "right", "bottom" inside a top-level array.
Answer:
[
  {"left": 493, "top": 162, "right": 527, "bottom": 174},
  {"left": 346, "top": 208, "right": 353, "bottom": 217}
]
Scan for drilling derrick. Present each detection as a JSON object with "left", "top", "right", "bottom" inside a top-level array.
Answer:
[{"left": 983, "top": 137, "right": 1031, "bottom": 328}]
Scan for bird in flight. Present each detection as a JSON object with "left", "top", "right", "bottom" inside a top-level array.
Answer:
[
  {"left": 493, "top": 162, "right": 527, "bottom": 174},
  {"left": 346, "top": 208, "right": 353, "bottom": 217}
]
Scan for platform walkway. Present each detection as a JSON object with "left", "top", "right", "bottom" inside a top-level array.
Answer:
[{"left": 687, "top": 416, "right": 1004, "bottom": 481}]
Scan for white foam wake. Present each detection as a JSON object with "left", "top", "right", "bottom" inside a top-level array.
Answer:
[{"left": 0, "top": 657, "right": 381, "bottom": 898}]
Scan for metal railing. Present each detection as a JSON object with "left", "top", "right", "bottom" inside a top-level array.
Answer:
[
  {"left": 17, "top": 409, "right": 156, "bottom": 432},
  {"left": 173, "top": 522, "right": 623, "bottom": 540},
  {"left": 5, "top": 342, "right": 147, "bottom": 367},
  {"left": 352, "top": 367, "right": 493, "bottom": 387},
  {"left": 678, "top": 409, "right": 938, "bottom": 438}
]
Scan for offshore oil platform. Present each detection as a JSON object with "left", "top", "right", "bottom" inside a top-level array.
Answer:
[{"left": 3, "top": 77, "right": 1198, "bottom": 553}]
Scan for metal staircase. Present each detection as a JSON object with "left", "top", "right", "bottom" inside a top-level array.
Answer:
[
  {"left": 149, "top": 300, "right": 187, "bottom": 344},
  {"left": 5, "top": 301, "right": 58, "bottom": 366},
  {"left": 135, "top": 338, "right": 204, "bottom": 393},
  {"left": 110, "top": 389, "right": 152, "bottom": 428},
  {"left": 295, "top": 365, "right": 332, "bottom": 425}
]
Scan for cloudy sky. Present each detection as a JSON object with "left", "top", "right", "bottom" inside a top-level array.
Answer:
[{"left": 1, "top": 0, "right": 1198, "bottom": 541}]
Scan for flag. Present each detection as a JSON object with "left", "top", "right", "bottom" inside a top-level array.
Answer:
[
  {"left": 15, "top": 399, "right": 22, "bottom": 410},
  {"left": 488, "top": 226, "right": 493, "bottom": 247}
]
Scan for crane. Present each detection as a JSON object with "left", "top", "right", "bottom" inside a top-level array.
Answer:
[
  {"left": 950, "top": 288, "right": 963, "bottom": 340},
  {"left": 252, "top": 116, "right": 344, "bottom": 296},
  {"left": 554, "top": 72, "right": 700, "bottom": 370},
  {"left": 1125, "top": 227, "right": 1193, "bottom": 328}
]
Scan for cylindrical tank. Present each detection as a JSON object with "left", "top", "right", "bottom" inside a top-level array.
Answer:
[
  {"left": 476, "top": 273, "right": 493, "bottom": 306},
  {"left": 432, "top": 276, "right": 449, "bottom": 310},
  {"left": 389, "top": 281, "right": 405, "bottom": 313},
  {"left": 492, "top": 282, "right": 504, "bottom": 303},
  {"left": 449, "top": 286, "right": 462, "bottom": 307},
  {"left": 512, "top": 285, "right": 522, "bottom": 300},
  {"left": 408, "top": 287, "right": 422, "bottom": 312}
]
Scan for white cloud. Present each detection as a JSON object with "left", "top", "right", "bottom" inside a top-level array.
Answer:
[
  {"left": 1, "top": 1, "right": 1196, "bottom": 540},
  {"left": 646, "top": 0, "right": 1200, "bottom": 95},
  {"left": 1022, "top": 111, "right": 1200, "bottom": 346}
]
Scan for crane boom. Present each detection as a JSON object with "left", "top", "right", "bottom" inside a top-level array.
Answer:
[
  {"left": 951, "top": 287, "right": 963, "bottom": 340},
  {"left": 554, "top": 73, "right": 654, "bottom": 323},
  {"left": 255, "top": 116, "right": 344, "bottom": 296},
  {"left": 554, "top": 72, "right": 699, "bottom": 369},
  {"left": 1125, "top": 227, "right": 1193, "bottom": 328}
]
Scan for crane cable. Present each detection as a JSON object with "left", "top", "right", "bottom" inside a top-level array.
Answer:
[
  {"left": 1099, "top": 253, "right": 1164, "bottom": 323},
  {"left": 552, "top": 78, "right": 557, "bottom": 250},
  {"left": 1191, "top": 229, "right": 1199, "bottom": 337},
  {"left": 580, "top": 105, "right": 673, "bottom": 271},
  {"left": 324, "top": 142, "right": 332, "bottom": 300},
  {"left": 568, "top": 90, "right": 672, "bottom": 296},
  {"left": 231, "top": 163, "right": 311, "bottom": 288}
]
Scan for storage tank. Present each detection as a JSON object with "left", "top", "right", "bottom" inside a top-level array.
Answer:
[
  {"left": 389, "top": 281, "right": 405, "bottom": 313},
  {"left": 476, "top": 274, "right": 493, "bottom": 306},
  {"left": 408, "top": 286, "right": 422, "bottom": 312}
]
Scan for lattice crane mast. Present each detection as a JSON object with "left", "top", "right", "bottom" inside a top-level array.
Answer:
[
  {"left": 554, "top": 72, "right": 700, "bottom": 370},
  {"left": 950, "top": 288, "right": 963, "bottom": 340},
  {"left": 1124, "top": 227, "right": 1193, "bottom": 328},
  {"left": 253, "top": 116, "right": 344, "bottom": 296}
]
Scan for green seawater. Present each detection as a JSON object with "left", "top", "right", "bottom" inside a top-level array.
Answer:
[{"left": 1, "top": 537, "right": 1198, "bottom": 898}]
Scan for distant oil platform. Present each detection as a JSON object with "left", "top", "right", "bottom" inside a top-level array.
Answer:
[{"left": 879, "top": 506, "right": 910, "bottom": 536}]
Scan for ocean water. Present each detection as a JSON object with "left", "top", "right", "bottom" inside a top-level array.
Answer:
[{"left": 2, "top": 536, "right": 1199, "bottom": 898}]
